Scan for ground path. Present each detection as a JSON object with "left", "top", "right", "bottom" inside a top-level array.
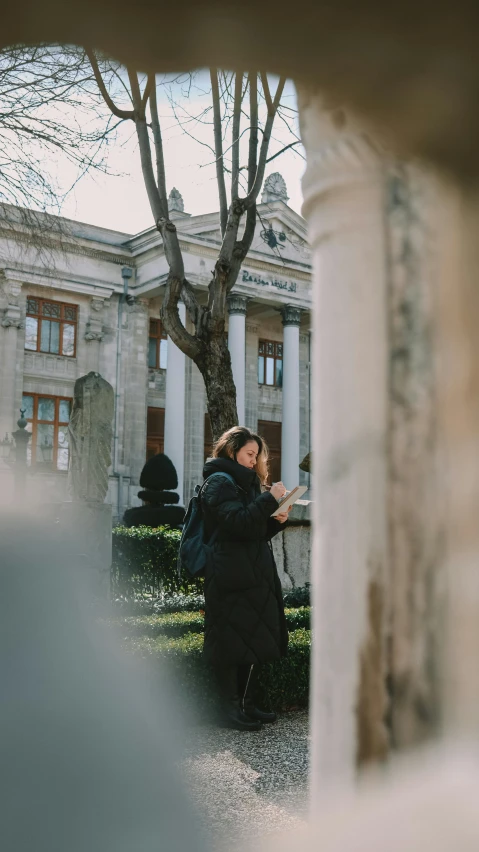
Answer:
[{"left": 179, "top": 711, "right": 309, "bottom": 850}]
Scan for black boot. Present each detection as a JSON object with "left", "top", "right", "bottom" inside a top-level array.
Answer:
[
  {"left": 241, "top": 664, "right": 277, "bottom": 724},
  {"left": 215, "top": 666, "right": 262, "bottom": 731}
]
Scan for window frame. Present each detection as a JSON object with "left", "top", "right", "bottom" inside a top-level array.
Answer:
[
  {"left": 146, "top": 406, "right": 165, "bottom": 458},
  {"left": 25, "top": 296, "right": 78, "bottom": 358},
  {"left": 22, "top": 392, "right": 72, "bottom": 472},
  {"left": 148, "top": 319, "right": 168, "bottom": 370},
  {"left": 258, "top": 339, "right": 283, "bottom": 388}
]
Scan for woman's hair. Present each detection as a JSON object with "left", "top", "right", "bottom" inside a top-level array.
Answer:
[{"left": 212, "top": 425, "right": 269, "bottom": 484}]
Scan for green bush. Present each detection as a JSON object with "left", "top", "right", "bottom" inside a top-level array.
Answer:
[
  {"left": 111, "top": 525, "right": 203, "bottom": 599},
  {"left": 282, "top": 583, "right": 311, "bottom": 608},
  {"left": 112, "top": 592, "right": 206, "bottom": 617},
  {"left": 120, "top": 626, "right": 310, "bottom": 713},
  {"left": 109, "top": 606, "right": 310, "bottom": 639},
  {"left": 111, "top": 524, "right": 311, "bottom": 613}
]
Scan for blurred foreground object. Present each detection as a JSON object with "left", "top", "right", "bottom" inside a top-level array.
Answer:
[
  {"left": 0, "top": 513, "right": 208, "bottom": 852},
  {"left": 261, "top": 746, "right": 479, "bottom": 852}
]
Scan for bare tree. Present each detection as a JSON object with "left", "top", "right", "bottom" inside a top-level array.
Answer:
[
  {"left": 87, "top": 53, "right": 288, "bottom": 436},
  {"left": 0, "top": 44, "right": 118, "bottom": 243}
]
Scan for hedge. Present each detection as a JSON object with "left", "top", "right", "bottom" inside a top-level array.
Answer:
[
  {"left": 111, "top": 525, "right": 311, "bottom": 610},
  {"left": 111, "top": 525, "right": 203, "bottom": 599},
  {"left": 122, "top": 627, "right": 311, "bottom": 713},
  {"left": 108, "top": 606, "right": 311, "bottom": 639}
]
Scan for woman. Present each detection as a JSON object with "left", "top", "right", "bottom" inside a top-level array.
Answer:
[{"left": 201, "top": 426, "right": 290, "bottom": 731}]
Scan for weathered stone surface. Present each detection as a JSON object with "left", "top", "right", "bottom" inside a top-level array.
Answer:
[
  {"left": 272, "top": 500, "right": 312, "bottom": 590},
  {"left": 386, "top": 164, "right": 445, "bottom": 749},
  {"left": 68, "top": 371, "right": 114, "bottom": 503}
]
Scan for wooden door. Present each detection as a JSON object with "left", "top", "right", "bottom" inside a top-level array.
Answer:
[
  {"left": 258, "top": 420, "right": 282, "bottom": 485},
  {"left": 146, "top": 407, "right": 165, "bottom": 459}
]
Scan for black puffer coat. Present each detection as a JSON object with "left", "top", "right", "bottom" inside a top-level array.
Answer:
[{"left": 201, "top": 457, "right": 288, "bottom": 667}]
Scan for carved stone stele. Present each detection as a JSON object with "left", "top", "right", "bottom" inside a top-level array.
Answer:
[{"left": 68, "top": 371, "right": 114, "bottom": 502}]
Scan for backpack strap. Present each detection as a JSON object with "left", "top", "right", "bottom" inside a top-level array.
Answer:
[{"left": 200, "top": 471, "right": 236, "bottom": 496}]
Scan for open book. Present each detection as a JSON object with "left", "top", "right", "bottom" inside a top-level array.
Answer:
[{"left": 271, "top": 485, "right": 308, "bottom": 517}]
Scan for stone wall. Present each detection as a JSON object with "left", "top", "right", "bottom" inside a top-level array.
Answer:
[{"left": 272, "top": 499, "right": 312, "bottom": 590}]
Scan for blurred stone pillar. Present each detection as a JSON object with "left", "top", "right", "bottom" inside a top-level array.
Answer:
[
  {"left": 299, "top": 92, "right": 389, "bottom": 794},
  {"left": 385, "top": 164, "right": 444, "bottom": 749}
]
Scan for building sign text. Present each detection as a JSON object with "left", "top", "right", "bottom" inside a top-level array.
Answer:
[{"left": 241, "top": 269, "right": 297, "bottom": 293}]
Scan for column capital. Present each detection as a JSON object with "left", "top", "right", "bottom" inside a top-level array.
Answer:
[
  {"left": 280, "top": 304, "right": 302, "bottom": 327},
  {"left": 227, "top": 294, "right": 248, "bottom": 316}
]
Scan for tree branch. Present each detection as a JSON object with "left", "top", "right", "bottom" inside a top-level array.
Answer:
[
  {"left": 265, "top": 140, "right": 301, "bottom": 164},
  {"left": 260, "top": 71, "right": 273, "bottom": 112},
  {"left": 244, "top": 76, "right": 286, "bottom": 208},
  {"left": 210, "top": 68, "right": 228, "bottom": 237},
  {"left": 231, "top": 72, "right": 243, "bottom": 201},
  {"left": 85, "top": 48, "right": 134, "bottom": 120},
  {"left": 161, "top": 274, "right": 201, "bottom": 360},
  {"left": 181, "top": 278, "right": 206, "bottom": 329},
  {"left": 149, "top": 80, "right": 168, "bottom": 218},
  {"left": 125, "top": 68, "right": 170, "bottom": 235},
  {"left": 141, "top": 73, "right": 154, "bottom": 114},
  {"left": 248, "top": 72, "right": 258, "bottom": 193}
]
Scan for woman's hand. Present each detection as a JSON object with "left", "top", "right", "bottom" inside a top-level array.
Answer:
[
  {"left": 275, "top": 510, "right": 289, "bottom": 524},
  {"left": 270, "top": 481, "right": 287, "bottom": 501}
]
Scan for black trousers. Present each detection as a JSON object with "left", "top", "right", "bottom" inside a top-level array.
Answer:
[{"left": 215, "top": 663, "right": 256, "bottom": 705}]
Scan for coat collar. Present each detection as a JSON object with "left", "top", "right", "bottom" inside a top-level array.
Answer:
[{"left": 203, "top": 456, "right": 259, "bottom": 492}]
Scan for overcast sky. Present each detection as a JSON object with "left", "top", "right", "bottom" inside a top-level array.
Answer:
[{"left": 58, "top": 73, "right": 305, "bottom": 235}]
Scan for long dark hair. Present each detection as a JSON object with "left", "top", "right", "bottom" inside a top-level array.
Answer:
[{"left": 212, "top": 426, "right": 269, "bottom": 484}]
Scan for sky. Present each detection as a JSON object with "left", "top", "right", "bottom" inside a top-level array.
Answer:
[{"left": 58, "top": 72, "right": 306, "bottom": 236}]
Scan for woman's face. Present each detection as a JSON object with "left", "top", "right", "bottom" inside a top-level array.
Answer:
[{"left": 235, "top": 440, "right": 260, "bottom": 470}]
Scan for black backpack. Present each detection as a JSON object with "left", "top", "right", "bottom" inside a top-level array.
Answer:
[{"left": 177, "top": 472, "right": 236, "bottom": 578}]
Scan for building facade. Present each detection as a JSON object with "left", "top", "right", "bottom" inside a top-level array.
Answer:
[{"left": 0, "top": 174, "right": 312, "bottom": 520}]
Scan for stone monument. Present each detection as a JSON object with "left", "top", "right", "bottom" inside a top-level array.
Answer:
[
  {"left": 68, "top": 371, "right": 114, "bottom": 502},
  {"left": 39, "top": 371, "right": 115, "bottom": 599}
]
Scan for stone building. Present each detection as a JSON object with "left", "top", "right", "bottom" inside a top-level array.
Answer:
[{"left": 0, "top": 174, "right": 312, "bottom": 520}]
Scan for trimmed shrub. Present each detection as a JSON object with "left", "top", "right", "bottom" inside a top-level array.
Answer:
[
  {"left": 111, "top": 525, "right": 203, "bottom": 599},
  {"left": 109, "top": 606, "right": 310, "bottom": 639},
  {"left": 282, "top": 583, "right": 311, "bottom": 608},
  {"left": 122, "top": 627, "right": 310, "bottom": 713},
  {"left": 111, "top": 524, "right": 310, "bottom": 611}
]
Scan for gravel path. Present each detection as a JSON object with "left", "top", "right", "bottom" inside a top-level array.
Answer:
[{"left": 180, "top": 711, "right": 309, "bottom": 850}]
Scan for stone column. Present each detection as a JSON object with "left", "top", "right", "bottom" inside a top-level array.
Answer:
[
  {"left": 164, "top": 301, "right": 186, "bottom": 504},
  {"left": 299, "top": 93, "right": 389, "bottom": 794},
  {"left": 280, "top": 305, "right": 301, "bottom": 489},
  {"left": 0, "top": 274, "right": 24, "bottom": 438},
  {"left": 122, "top": 300, "right": 148, "bottom": 496},
  {"left": 227, "top": 294, "right": 247, "bottom": 425}
]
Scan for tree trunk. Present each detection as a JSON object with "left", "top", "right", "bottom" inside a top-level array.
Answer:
[{"left": 195, "top": 331, "right": 238, "bottom": 439}]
